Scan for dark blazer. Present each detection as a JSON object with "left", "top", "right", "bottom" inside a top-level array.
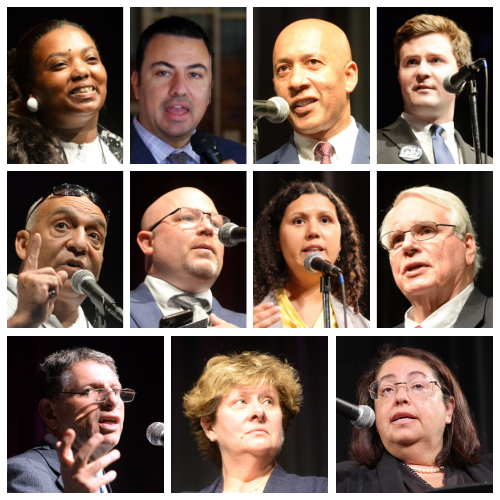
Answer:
[
  {"left": 130, "top": 282, "right": 246, "bottom": 328},
  {"left": 377, "top": 117, "right": 492, "bottom": 164},
  {"left": 337, "top": 452, "right": 493, "bottom": 493},
  {"left": 393, "top": 287, "right": 493, "bottom": 328},
  {"left": 130, "top": 121, "right": 247, "bottom": 164},
  {"left": 187, "top": 464, "right": 327, "bottom": 493},
  {"left": 257, "top": 123, "right": 370, "bottom": 164},
  {"left": 7, "top": 440, "right": 112, "bottom": 493}
]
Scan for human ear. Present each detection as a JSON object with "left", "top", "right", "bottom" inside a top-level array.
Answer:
[
  {"left": 39, "top": 398, "right": 60, "bottom": 430},
  {"left": 131, "top": 71, "right": 140, "bottom": 100},
  {"left": 445, "top": 395, "right": 455, "bottom": 424},
  {"left": 345, "top": 61, "right": 358, "bottom": 93},
  {"left": 200, "top": 416, "right": 216, "bottom": 441},
  {"left": 464, "top": 234, "right": 476, "bottom": 267},
  {"left": 137, "top": 231, "right": 154, "bottom": 256},
  {"left": 15, "top": 230, "right": 31, "bottom": 260}
]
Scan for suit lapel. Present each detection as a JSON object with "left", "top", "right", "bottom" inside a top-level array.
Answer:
[
  {"left": 382, "top": 118, "right": 431, "bottom": 164},
  {"left": 275, "top": 136, "right": 300, "bottom": 164},
  {"left": 352, "top": 123, "right": 370, "bottom": 164},
  {"left": 455, "top": 129, "right": 477, "bottom": 164},
  {"left": 453, "top": 287, "right": 487, "bottom": 328}
]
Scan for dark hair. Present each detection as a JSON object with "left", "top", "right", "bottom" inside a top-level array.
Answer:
[
  {"left": 349, "top": 345, "right": 482, "bottom": 469},
  {"left": 135, "top": 16, "right": 214, "bottom": 80},
  {"left": 36, "top": 347, "right": 118, "bottom": 401},
  {"left": 253, "top": 180, "right": 366, "bottom": 313},
  {"left": 8, "top": 20, "right": 89, "bottom": 164}
]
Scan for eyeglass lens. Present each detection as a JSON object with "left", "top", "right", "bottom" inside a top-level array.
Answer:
[
  {"left": 89, "top": 389, "right": 135, "bottom": 402},
  {"left": 371, "top": 374, "right": 435, "bottom": 399},
  {"left": 383, "top": 222, "right": 438, "bottom": 250},
  {"left": 176, "top": 208, "right": 227, "bottom": 229}
]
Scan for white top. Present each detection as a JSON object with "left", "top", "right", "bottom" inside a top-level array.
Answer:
[
  {"left": 7, "top": 274, "right": 91, "bottom": 328},
  {"left": 404, "top": 282, "right": 474, "bottom": 328},
  {"left": 61, "top": 136, "right": 120, "bottom": 164},
  {"left": 294, "top": 116, "right": 359, "bottom": 164},
  {"left": 144, "top": 275, "right": 212, "bottom": 317},
  {"left": 402, "top": 112, "right": 462, "bottom": 164}
]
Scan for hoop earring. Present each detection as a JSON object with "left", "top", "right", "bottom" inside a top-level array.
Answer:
[{"left": 27, "top": 95, "right": 39, "bottom": 113}]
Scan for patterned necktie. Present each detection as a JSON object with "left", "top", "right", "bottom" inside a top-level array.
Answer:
[
  {"left": 168, "top": 152, "right": 188, "bottom": 164},
  {"left": 430, "top": 125, "right": 455, "bottom": 164},
  {"left": 314, "top": 142, "right": 334, "bottom": 164},
  {"left": 168, "top": 294, "right": 210, "bottom": 327}
]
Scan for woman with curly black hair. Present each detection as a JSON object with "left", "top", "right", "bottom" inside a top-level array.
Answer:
[
  {"left": 8, "top": 20, "right": 122, "bottom": 164},
  {"left": 253, "top": 180, "right": 369, "bottom": 328}
]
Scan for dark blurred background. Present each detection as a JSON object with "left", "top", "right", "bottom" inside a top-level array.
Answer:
[
  {"left": 377, "top": 171, "right": 492, "bottom": 327},
  {"left": 7, "top": 171, "right": 123, "bottom": 328},
  {"left": 130, "top": 171, "right": 246, "bottom": 315},
  {"left": 254, "top": 7, "right": 370, "bottom": 161},
  {"left": 8, "top": 7, "right": 123, "bottom": 138},
  {"left": 336, "top": 336, "right": 493, "bottom": 463},
  {"left": 172, "top": 336, "right": 327, "bottom": 492},
  {"left": 7, "top": 336, "right": 164, "bottom": 492},
  {"left": 377, "top": 7, "right": 493, "bottom": 158},
  {"left": 254, "top": 171, "right": 370, "bottom": 319}
]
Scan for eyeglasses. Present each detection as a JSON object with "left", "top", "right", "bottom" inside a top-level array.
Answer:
[
  {"left": 379, "top": 221, "right": 457, "bottom": 251},
  {"left": 148, "top": 207, "right": 230, "bottom": 232},
  {"left": 26, "top": 184, "right": 110, "bottom": 224},
  {"left": 54, "top": 388, "right": 136, "bottom": 403},
  {"left": 369, "top": 374, "right": 441, "bottom": 400}
]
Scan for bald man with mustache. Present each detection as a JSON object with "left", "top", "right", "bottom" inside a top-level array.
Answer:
[
  {"left": 257, "top": 18, "right": 370, "bottom": 164},
  {"left": 130, "top": 187, "right": 246, "bottom": 328}
]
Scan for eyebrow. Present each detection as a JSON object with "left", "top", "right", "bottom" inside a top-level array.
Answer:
[
  {"left": 48, "top": 207, "right": 107, "bottom": 232},
  {"left": 151, "top": 61, "right": 208, "bottom": 72},
  {"left": 378, "top": 370, "right": 430, "bottom": 382},
  {"left": 44, "top": 46, "right": 97, "bottom": 65},
  {"left": 79, "top": 381, "right": 122, "bottom": 390},
  {"left": 289, "top": 210, "right": 336, "bottom": 218}
]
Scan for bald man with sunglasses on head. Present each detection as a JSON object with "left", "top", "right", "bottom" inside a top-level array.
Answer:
[{"left": 7, "top": 184, "right": 110, "bottom": 328}]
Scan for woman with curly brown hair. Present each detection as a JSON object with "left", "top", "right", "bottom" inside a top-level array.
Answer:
[
  {"left": 253, "top": 180, "right": 369, "bottom": 328},
  {"left": 337, "top": 345, "right": 493, "bottom": 492},
  {"left": 8, "top": 20, "right": 122, "bottom": 164},
  {"left": 183, "top": 351, "right": 327, "bottom": 492}
]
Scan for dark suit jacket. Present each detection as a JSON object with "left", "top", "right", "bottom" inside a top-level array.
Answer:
[
  {"left": 186, "top": 464, "right": 327, "bottom": 492},
  {"left": 130, "top": 282, "right": 246, "bottom": 328},
  {"left": 377, "top": 117, "right": 492, "bottom": 164},
  {"left": 7, "top": 440, "right": 112, "bottom": 493},
  {"left": 394, "top": 287, "right": 493, "bottom": 328},
  {"left": 130, "top": 121, "right": 247, "bottom": 164},
  {"left": 257, "top": 123, "right": 370, "bottom": 164},
  {"left": 337, "top": 452, "right": 493, "bottom": 493}
]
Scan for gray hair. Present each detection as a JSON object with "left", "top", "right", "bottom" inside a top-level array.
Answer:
[
  {"left": 36, "top": 347, "right": 118, "bottom": 401},
  {"left": 26, "top": 198, "right": 44, "bottom": 232},
  {"left": 379, "top": 186, "right": 482, "bottom": 277}
]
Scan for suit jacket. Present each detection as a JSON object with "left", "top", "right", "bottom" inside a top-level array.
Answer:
[
  {"left": 130, "top": 282, "right": 246, "bottom": 328},
  {"left": 394, "top": 287, "right": 493, "bottom": 328},
  {"left": 377, "top": 117, "right": 492, "bottom": 164},
  {"left": 257, "top": 123, "right": 370, "bottom": 164},
  {"left": 186, "top": 464, "right": 327, "bottom": 493},
  {"left": 337, "top": 452, "right": 493, "bottom": 493},
  {"left": 258, "top": 291, "right": 369, "bottom": 328},
  {"left": 130, "top": 121, "right": 247, "bottom": 164},
  {"left": 7, "top": 440, "right": 112, "bottom": 493}
]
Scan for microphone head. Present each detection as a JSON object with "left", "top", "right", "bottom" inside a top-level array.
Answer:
[
  {"left": 352, "top": 405, "right": 376, "bottom": 429},
  {"left": 218, "top": 222, "right": 238, "bottom": 247},
  {"left": 190, "top": 130, "right": 216, "bottom": 155},
  {"left": 442, "top": 74, "right": 459, "bottom": 94},
  {"left": 147, "top": 422, "right": 164, "bottom": 446},
  {"left": 71, "top": 269, "right": 95, "bottom": 295},
  {"left": 267, "top": 96, "right": 289, "bottom": 124},
  {"left": 304, "top": 251, "right": 322, "bottom": 274}
]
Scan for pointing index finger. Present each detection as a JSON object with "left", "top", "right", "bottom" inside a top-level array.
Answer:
[{"left": 24, "top": 233, "right": 41, "bottom": 271}]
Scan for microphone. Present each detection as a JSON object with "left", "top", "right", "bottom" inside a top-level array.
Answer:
[
  {"left": 304, "top": 251, "right": 342, "bottom": 277},
  {"left": 218, "top": 222, "right": 246, "bottom": 247},
  {"left": 443, "top": 58, "right": 486, "bottom": 94},
  {"left": 71, "top": 270, "right": 123, "bottom": 322},
  {"left": 146, "top": 422, "right": 164, "bottom": 447},
  {"left": 191, "top": 131, "right": 223, "bottom": 164},
  {"left": 336, "top": 397, "right": 375, "bottom": 429},
  {"left": 253, "top": 97, "right": 289, "bottom": 124}
]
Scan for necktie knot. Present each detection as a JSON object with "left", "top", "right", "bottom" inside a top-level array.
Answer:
[
  {"left": 430, "top": 124, "right": 455, "bottom": 164},
  {"left": 314, "top": 142, "right": 334, "bottom": 164},
  {"left": 168, "top": 294, "right": 210, "bottom": 327},
  {"left": 430, "top": 124, "right": 445, "bottom": 137},
  {"left": 168, "top": 152, "right": 188, "bottom": 164}
]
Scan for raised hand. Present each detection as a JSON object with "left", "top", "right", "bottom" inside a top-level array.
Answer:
[{"left": 253, "top": 303, "right": 281, "bottom": 328}]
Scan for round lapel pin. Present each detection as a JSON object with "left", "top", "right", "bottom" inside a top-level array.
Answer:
[{"left": 399, "top": 145, "right": 423, "bottom": 162}]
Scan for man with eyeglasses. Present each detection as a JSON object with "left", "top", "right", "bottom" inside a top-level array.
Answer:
[
  {"left": 131, "top": 187, "right": 246, "bottom": 328},
  {"left": 379, "top": 186, "right": 492, "bottom": 327},
  {"left": 8, "top": 348, "right": 135, "bottom": 492},
  {"left": 7, "top": 184, "right": 110, "bottom": 328}
]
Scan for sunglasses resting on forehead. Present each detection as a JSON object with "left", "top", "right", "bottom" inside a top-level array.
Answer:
[{"left": 26, "top": 184, "right": 111, "bottom": 224}]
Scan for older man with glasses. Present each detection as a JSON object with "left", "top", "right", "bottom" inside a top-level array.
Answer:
[
  {"left": 131, "top": 187, "right": 246, "bottom": 328},
  {"left": 379, "top": 186, "right": 492, "bottom": 328},
  {"left": 7, "top": 184, "right": 111, "bottom": 328},
  {"left": 8, "top": 348, "right": 135, "bottom": 493}
]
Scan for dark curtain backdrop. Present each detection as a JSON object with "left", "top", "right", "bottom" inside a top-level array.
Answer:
[
  {"left": 253, "top": 7, "right": 370, "bottom": 161},
  {"left": 130, "top": 171, "right": 246, "bottom": 314},
  {"left": 7, "top": 171, "right": 123, "bottom": 328},
  {"left": 377, "top": 171, "right": 492, "bottom": 327},
  {"left": 377, "top": 7, "right": 493, "bottom": 158},
  {"left": 171, "top": 336, "right": 328, "bottom": 492},
  {"left": 7, "top": 7, "right": 123, "bottom": 138},
  {"left": 7, "top": 336, "right": 164, "bottom": 492},
  {"left": 336, "top": 336, "right": 493, "bottom": 463},
  {"left": 254, "top": 171, "right": 370, "bottom": 319}
]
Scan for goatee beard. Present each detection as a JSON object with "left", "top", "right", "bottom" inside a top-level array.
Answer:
[{"left": 182, "top": 255, "right": 219, "bottom": 280}]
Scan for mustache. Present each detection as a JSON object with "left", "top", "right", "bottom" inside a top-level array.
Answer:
[{"left": 162, "top": 96, "right": 193, "bottom": 108}]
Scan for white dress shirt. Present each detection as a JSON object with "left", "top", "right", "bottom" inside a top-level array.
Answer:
[
  {"left": 402, "top": 112, "right": 462, "bottom": 164},
  {"left": 404, "top": 283, "right": 474, "bottom": 328},
  {"left": 294, "top": 116, "right": 359, "bottom": 164},
  {"left": 61, "top": 137, "right": 120, "bottom": 165}
]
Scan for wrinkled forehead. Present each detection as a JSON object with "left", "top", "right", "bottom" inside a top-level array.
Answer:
[
  {"left": 388, "top": 195, "right": 449, "bottom": 231},
  {"left": 38, "top": 194, "right": 107, "bottom": 227}
]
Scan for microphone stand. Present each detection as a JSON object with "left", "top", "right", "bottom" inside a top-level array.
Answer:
[
  {"left": 93, "top": 296, "right": 108, "bottom": 328},
  {"left": 467, "top": 75, "right": 482, "bottom": 164},
  {"left": 253, "top": 119, "right": 259, "bottom": 164},
  {"left": 320, "top": 275, "right": 331, "bottom": 328}
]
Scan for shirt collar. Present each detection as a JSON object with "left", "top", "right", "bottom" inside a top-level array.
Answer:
[{"left": 402, "top": 112, "right": 455, "bottom": 140}]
